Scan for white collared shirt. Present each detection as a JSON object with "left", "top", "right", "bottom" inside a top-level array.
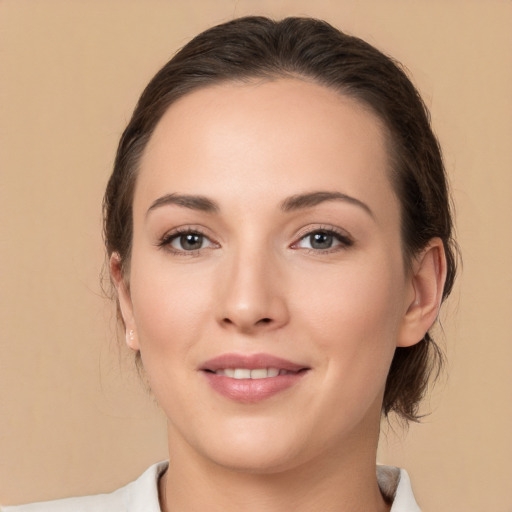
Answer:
[{"left": 3, "top": 461, "right": 420, "bottom": 511}]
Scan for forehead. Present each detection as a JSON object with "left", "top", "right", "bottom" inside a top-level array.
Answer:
[{"left": 136, "top": 78, "right": 396, "bottom": 218}]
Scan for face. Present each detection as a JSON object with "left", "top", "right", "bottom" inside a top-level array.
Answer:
[{"left": 116, "top": 78, "right": 420, "bottom": 473}]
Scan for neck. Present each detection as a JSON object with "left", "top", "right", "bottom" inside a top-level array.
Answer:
[{"left": 160, "top": 417, "right": 390, "bottom": 512}]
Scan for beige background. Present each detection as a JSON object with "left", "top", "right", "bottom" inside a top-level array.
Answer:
[{"left": 1, "top": 1, "right": 511, "bottom": 510}]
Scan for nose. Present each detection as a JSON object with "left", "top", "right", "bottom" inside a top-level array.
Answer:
[{"left": 216, "top": 248, "right": 289, "bottom": 334}]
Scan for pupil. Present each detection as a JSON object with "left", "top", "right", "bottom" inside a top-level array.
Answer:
[
  {"left": 311, "top": 232, "right": 332, "bottom": 249},
  {"left": 181, "top": 233, "right": 202, "bottom": 250}
]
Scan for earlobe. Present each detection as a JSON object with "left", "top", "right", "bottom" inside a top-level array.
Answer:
[
  {"left": 125, "top": 328, "right": 139, "bottom": 351},
  {"left": 110, "top": 253, "right": 140, "bottom": 351},
  {"left": 397, "top": 238, "right": 447, "bottom": 348}
]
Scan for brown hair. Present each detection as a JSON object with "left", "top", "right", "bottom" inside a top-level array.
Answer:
[{"left": 104, "top": 16, "right": 457, "bottom": 422}]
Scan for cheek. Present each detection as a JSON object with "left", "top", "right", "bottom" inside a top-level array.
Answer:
[
  {"left": 127, "top": 260, "right": 221, "bottom": 414},
  {"left": 128, "top": 253, "right": 217, "bottom": 364},
  {"left": 297, "top": 256, "right": 403, "bottom": 335},
  {"left": 294, "top": 255, "right": 405, "bottom": 387}
]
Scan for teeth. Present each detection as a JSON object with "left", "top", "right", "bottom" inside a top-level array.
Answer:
[
  {"left": 214, "top": 368, "right": 283, "bottom": 379},
  {"left": 250, "top": 369, "right": 268, "bottom": 379},
  {"left": 234, "top": 369, "right": 251, "bottom": 379}
]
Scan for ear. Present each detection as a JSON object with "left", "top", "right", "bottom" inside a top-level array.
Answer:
[
  {"left": 397, "top": 238, "right": 447, "bottom": 348},
  {"left": 110, "top": 253, "right": 140, "bottom": 351}
]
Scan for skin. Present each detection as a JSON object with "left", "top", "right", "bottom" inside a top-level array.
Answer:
[{"left": 112, "top": 78, "right": 446, "bottom": 512}]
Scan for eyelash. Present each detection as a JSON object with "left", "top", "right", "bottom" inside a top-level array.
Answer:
[
  {"left": 157, "top": 227, "right": 218, "bottom": 256},
  {"left": 291, "top": 226, "right": 354, "bottom": 254},
  {"left": 157, "top": 225, "right": 354, "bottom": 256}
]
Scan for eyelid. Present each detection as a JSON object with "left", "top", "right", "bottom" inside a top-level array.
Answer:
[
  {"left": 157, "top": 225, "right": 220, "bottom": 255},
  {"left": 290, "top": 224, "right": 354, "bottom": 251}
]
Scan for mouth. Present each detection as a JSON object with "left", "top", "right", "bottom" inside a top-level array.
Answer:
[
  {"left": 200, "top": 353, "right": 310, "bottom": 403},
  {"left": 206, "top": 368, "right": 302, "bottom": 379}
]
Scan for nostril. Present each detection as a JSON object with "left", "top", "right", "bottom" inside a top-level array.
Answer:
[{"left": 220, "top": 316, "right": 274, "bottom": 329}]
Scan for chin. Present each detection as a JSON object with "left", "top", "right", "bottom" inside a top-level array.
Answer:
[
  {"left": 191, "top": 421, "right": 309, "bottom": 474},
  {"left": 207, "top": 447, "right": 302, "bottom": 475}
]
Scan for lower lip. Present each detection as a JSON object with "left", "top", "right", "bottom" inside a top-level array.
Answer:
[{"left": 202, "top": 371, "right": 307, "bottom": 403}]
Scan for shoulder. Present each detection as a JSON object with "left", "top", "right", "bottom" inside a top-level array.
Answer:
[{"left": 2, "top": 461, "right": 168, "bottom": 512}]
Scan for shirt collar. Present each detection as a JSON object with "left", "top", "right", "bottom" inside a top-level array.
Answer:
[
  {"left": 130, "top": 462, "right": 420, "bottom": 512},
  {"left": 377, "top": 465, "right": 421, "bottom": 511}
]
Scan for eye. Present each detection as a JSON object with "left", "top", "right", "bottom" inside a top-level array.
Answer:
[
  {"left": 293, "top": 228, "right": 353, "bottom": 252},
  {"left": 159, "top": 229, "right": 218, "bottom": 254},
  {"left": 172, "top": 232, "right": 209, "bottom": 251}
]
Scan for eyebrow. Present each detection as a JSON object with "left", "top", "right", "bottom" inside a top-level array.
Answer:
[
  {"left": 146, "top": 193, "right": 220, "bottom": 216},
  {"left": 146, "top": 190, "right": 373, "bottom": 218},
  {"left": 280, "top": 191, "right": 374, "bottom": 218}
]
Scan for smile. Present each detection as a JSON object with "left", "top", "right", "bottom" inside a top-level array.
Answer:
[
  {"left": 201, "top": 353, "right": 309, "bottom": 402},
  {"left": 211, "top": 368, "right": 295, "bottom": 379}
]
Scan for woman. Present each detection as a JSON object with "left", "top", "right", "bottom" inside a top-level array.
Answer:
[{"left": 5, "top": 15, "right": 456, "bottom": 512}]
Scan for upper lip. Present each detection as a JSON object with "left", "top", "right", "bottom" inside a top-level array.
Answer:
[{"left": 200, "top": 353, "right": 308, "bottom": 372}]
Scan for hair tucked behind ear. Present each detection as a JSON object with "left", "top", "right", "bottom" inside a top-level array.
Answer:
[{"left": 103, "top": 15, "right": 457, "bottom": 422}]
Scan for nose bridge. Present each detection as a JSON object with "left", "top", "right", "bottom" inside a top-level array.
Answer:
[{"left": 217, "top": 239, "right": 288, "bottom": 332}]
